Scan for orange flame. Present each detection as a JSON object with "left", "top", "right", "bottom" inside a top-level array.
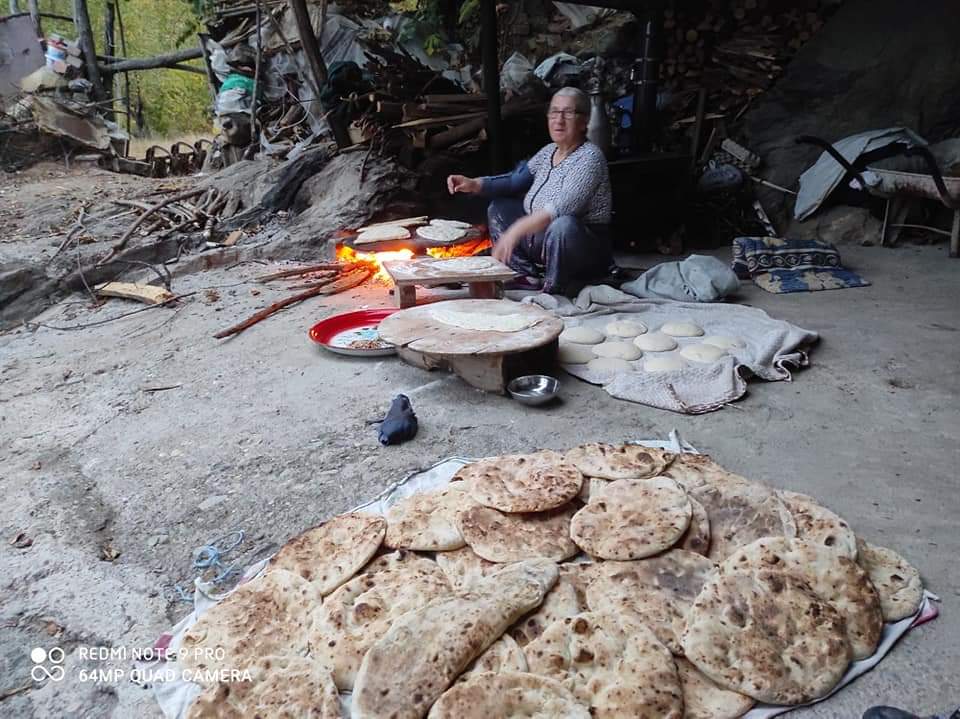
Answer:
[{"left": 335, "top": 236, "right": 492, "bottom": 283}]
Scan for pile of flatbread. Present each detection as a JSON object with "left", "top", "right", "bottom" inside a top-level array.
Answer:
[
  {"left": 560, "top": 318, "right": 747, "bottom": 375},
  {"left": 179, "top": 445, "right": 924, "bottom": 719}
]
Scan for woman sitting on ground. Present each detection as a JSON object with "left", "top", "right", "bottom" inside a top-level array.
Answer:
[{"left": 446, "top": 87, "right": 614, "bottom": 295}]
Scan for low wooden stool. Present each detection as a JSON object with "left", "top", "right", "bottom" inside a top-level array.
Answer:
[{"left": 382, "top": 257, "right": 518, "bottom": 308}]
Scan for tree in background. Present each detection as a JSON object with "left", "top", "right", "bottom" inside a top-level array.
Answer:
[{"left": 39, "top": 0, "right": 212, "bottom": 136}]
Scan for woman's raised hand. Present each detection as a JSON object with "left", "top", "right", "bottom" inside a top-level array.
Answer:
[{"left": 446, "top": 174, "right": 480, "bottom": 195}]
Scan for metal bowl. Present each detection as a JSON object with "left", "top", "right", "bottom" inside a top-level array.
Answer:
[{"left": 507, "top": 374, "right": 560, "bottom": 406}]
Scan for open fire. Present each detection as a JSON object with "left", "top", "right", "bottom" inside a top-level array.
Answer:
[{"left": 336, "top": 236, "right": 492, "bottom": 283}]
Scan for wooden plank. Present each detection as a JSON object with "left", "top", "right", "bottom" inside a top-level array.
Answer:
[
  {"left": 95, "top": 282, "right": 176, "bottom": 305},
  {"left": 392, "top": 111, "right": 488, "bottom": 130}
]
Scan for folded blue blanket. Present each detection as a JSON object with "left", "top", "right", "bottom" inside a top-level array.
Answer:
[{"left": 732, "top": 236, "right": 870, "bottom": 293}]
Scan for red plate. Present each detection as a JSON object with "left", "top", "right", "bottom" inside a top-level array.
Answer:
[{"left": 308, "top": 308, "right": 400, "bottom": 357}]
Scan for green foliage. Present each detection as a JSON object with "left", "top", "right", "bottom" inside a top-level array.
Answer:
[
  {"left": 399, "top": 0, "right": 480, "bottom": 56},
  {"left": 40, "top": 0, "right": 212, "bottom": 137}
]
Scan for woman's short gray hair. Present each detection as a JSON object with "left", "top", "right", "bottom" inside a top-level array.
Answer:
[{"left": 551, "top": 87, "right": 590, "bottom": 117}]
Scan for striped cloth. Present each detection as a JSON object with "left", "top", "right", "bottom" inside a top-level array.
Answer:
[{"left": 732, "top": 236, "right": 870, "bottom": 293}]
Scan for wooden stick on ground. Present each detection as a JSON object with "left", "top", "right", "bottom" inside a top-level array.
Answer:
[
  {"left": 98, "top": 187, "right": 204, "bottom": 266},
  {"left": 255, "top": 262, "right": 350, "bottom": 282},
  {"left": 213, "top": 267, "right": 372, "bottom": 340}
]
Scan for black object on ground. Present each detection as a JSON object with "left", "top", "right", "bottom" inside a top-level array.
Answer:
[{"left": 377, "top": 394, "right": 418, "bottom": 446}]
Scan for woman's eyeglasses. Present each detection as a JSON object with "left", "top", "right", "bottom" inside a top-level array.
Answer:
[{"left": 547, "top": 109, "right": 583, "bottom": 120}]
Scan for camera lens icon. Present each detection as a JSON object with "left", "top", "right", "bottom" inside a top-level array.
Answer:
[{"left": 30, "top": 647, "right": 65, "bottom": 682}]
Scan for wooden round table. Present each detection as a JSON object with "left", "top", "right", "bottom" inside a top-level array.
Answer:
[{"left": 378, "top": 299, "right": 564, "bottom": 393}]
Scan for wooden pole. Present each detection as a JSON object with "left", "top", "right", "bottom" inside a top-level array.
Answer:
[
  {"left": 73, "top": 0, "right": 107, "bottom": 102},
  {"left": 9, "top": 0, "right": 21, "bottom": 14},
  {"left": 287, "top": 0, "right": 328, "bottom": 87},
  {"left": 480, "top": 0, "right": 505, "bottom": 172},
  {"left": 28, "top": 0, "right": 41, "bottom": 43},
  {"left": 249, "top": 0, "right": 262, "bottom": 146},
  {"left": 114, "top": 0, "right": 130, "bottom": 136},
  {"left": 102, "top": 1, "right": 116, "bottom": 122}
]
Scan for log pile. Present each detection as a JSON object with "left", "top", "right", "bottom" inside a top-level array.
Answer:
[{"left": 660, "top": 0, "right": 843, "bottom": 119}]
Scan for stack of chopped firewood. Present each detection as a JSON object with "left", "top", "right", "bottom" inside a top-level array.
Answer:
[{"left": 661, "top": 0, "right": 842, "bottom": 118}]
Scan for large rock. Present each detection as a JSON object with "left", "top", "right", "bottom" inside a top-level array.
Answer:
[{"left": 743, "top": 0, "right": 960, "bottom": 224}]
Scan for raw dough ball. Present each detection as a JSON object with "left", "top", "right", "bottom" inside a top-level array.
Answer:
[
  {"left": 644, "top": 355, "right": 686, "bottom": 372},
  {"left": 661, "top": 321, "right": 704, "bottom": 337},
  {"left": 680, "top": 344, "right": 727, "bottom": 363},
  {"left": 604, "top": 320, "right": 647, "bottom": 338},
  {"left": 559, "top": 343, "right": 595, "bottom": 364},
  {"left": 560, "top": 326, "right": 604, "bottom": 345},
  {"left": 593, "top": 341, "right": 643, "bottom": 361},
  {"left": 587, "top": 357, "right": 634, "bottom": 374},
  {"left": 633, "top": 332, "right": 678, "bottom": 352},
  {"left": 701, "top": 335, "right": 746, "bottom": 350}
]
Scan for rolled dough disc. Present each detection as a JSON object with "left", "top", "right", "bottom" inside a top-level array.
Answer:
[
  {"left": 605, "top": 320, "right": 647, "bottom": 338},
  {"left": 633, "top": 331, "right": 678, "bottom": 352},
  {"left": 560, "top": 326, "right": 604, "bottom": 345},
  {"left": 661, "top": 321, "right": 705, "bottom": 337},
  {"left": 433, "top": 256, "right": 499, "bottom": 273},
  {"left": 702, "top": 335, "right": 746, "bottom": 350},
  {"left": 417, "top": 224, "right": 468, "bottom": 243},
  {"left": 587, "top": 357, "right": 634, "bottom": 374},
  {"left": 593, "top": 341, "right": 643, "bottom": 361},
  {"left": 559, "top": 343, "right": 596, "bottom": 364},
  {"left": 680, "top": 344, "right": 728, "bottom": 363},
  {"left": 644, "top": 355, "right": 686, "bottom": 372},
  {"left": 356, "top": 225, "right": 412, "bottom": 243},
  {"left": 430, "top": 218, "right": 472, "bottom": 230},
  {"left": 431, "top": 307, "right": 537, "bottom": 333}
]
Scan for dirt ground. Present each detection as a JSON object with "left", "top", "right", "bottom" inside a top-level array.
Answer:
[{"left": 1, "top": 166, "right": 958, "bottom": 717}]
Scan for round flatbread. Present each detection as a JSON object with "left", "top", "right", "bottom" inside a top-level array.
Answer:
[
  {"left": 560, "top": 326, "right": 604, "bottom": 344},
  {"left": 643, "top": 355, "right": 686, "bottom": 372},
  {"left": 719, "top": 537, "right": 882, "bottom": 660},
  {"left": 525, "top": 613, "right": 684, "bottom": 718},
  {"left": 384, "top": 486, "right": 478, "bottom": 551},
  {"left": 681, "top": 570, "right": 851, "bottom": 705},
  {"left": 559, "top": 342, "right": 595, "bottom": 364},
  {"left": 436, "top": 256, "right": 499, "bottom": 273},
  {"left": 680, "top": 343, "right": 728, "bottom": 363},
  {"left": 186, "top": 656, "right": 341, "bottom": 719},
  {"left": 564, "top": 442, "right": 674, "bottom": 480},
  {"left": 570, "top": 477, "right": 692, "bottom": 560},
  {"left": 679, "top": 495, "right": 711, "bottom": 556},
  {"left": 266, "top": 513, "right": 386, "bottom": 595},
  {"left": 778, "top": 490, "right": 857, "bottom": 559},
  {"left": 587, "top": 356, "right": 633, "bottom": 374},
  {"left": 431, "top": 306, "right": 537, "bottom": 333},
  {"left": 356, "top": 224, "right": 411, "bottom": 243},
  {"left": 429, "top": 672, "right": 590, "bottom": 719},
  {"left": 586, "top": 551, "right": 716, "bottom": 654},
  {"left": 311, "top": 559, "right": 453, "bottom": 689},
  {"left": 418, "top": 224, "right": 468, "bottom": 243},
  {"left": 659, "top": 453, "right": 752, "bottom": 491},
  {"left": 675, "top": 657, "right": 755, "bottom": 719},
  {"left": 180, "top": 570, "right": 321, "bottom": 683},
  {"left": 856, "top": 539, "right": 923, "bottom": 621},
  {"left": 633, "top": 331, "right": 678, "bottom": 352},
  {"left": 689, "top": 480, "right": 797, "bottom": 562},
  {"left": 457, "top": 504, "right": 578, "bottom": 563},
  {"left": 605, "top": 319, "right": 647, "bottom": 338},
  {"left": 701, "top": 335, "right": 746, "bottom": 350},
  {"left": 592, "top": 341, "right": 643, "bottom": 360},
  {"left": 660, "top": 321, "right": 704, "bottom": 337},
  {"left": 351, "top": 560, "right": 559, "bottom": 719},
  {"left": 510, "top": 563, "right": 596, "bottom": 647},
  {"left": 460, "top": 634, "right": 528, "bottom": 678},
  {"left": 457, "top": 450, "right": 584, "bottom": 513},
  {"left": 434, "top": 546, "right": 499, "bottom": 592}
]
